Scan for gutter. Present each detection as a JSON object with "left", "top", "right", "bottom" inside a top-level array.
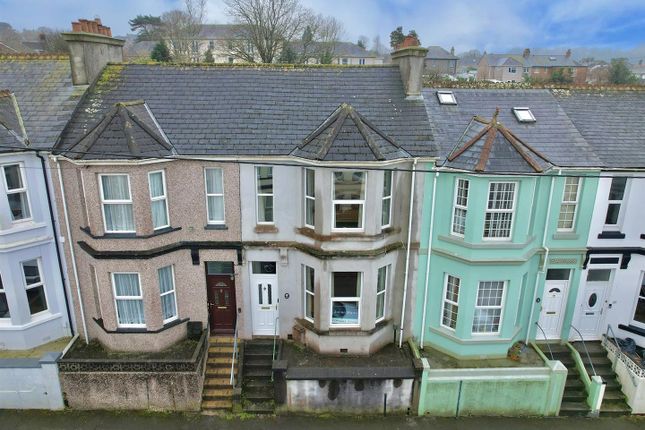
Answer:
[
  {"left": 36, "top": 152, "right": 75, "bottom": 336},
  {"left": 399, "top": 158, "right": 418, "bottom": 348},
  {"left": 420, "top": 170, "right": 439, "bottom": 349},
  {"left": 54, "top": 156, "right": 89, "bottom": 343}
]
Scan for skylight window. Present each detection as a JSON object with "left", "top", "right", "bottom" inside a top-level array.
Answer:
[
  {"left": 512, "top": 107, "right": 536, "bottom": 123},
  {"left": 437, "top": 91, "right": 457, "bottom": 105}
]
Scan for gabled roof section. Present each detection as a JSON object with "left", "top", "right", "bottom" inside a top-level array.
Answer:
[
  {"left": 0, "top": 89, "right": 28, "bottom": 150},
  {"left": 291, "top": 103, "right": 411, "bottom": 161},
  {"left": 445, "top": 108, "right": 552, "bottom": 173},
  {"left": 63, "top": 100, "right": 174, "bottom": 160}
]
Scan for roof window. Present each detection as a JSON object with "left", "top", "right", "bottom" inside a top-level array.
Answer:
[
  {"left": 512, "top": 107, "right": 536, "bottom": 123},
  {"left": 437, "top": 91, "right": 457, "bottom": 105}
]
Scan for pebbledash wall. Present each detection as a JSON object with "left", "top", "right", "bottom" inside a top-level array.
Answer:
[{"left": 51, "top": 158, "right": 242, "bottom": 352}]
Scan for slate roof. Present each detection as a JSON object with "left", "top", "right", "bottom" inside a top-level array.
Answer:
[
  {"left": 426, "top": 46, "right": 457, "bottom": 60},
  {"left": 56, "top": 64, "right": 437, "bottom": 160},
  {"left": 445, "top": 108, "right": 552, "bottom": 173},
  {"left": 0, "top": 90, "right": 28, "bottom": 150},
  {"left": 333, "top": 42, "right": 378, "bottom": 58},
  {"left": 423, "top": 88, "right": 601, "bottom": 169},
  {"left": 553, "top": 90, "right": 645, "bottom": 168},
  {"left": 291, "top": 103, "right": 411, "bottom": 161},
  {"left": 65, "top": 101, "right": 174, "bottom": 160},
  {"left": 198, "top": 24, "right": 246, "bottom": 40},
  {"left": 484, "top": 53, "right": 582, "bottom": 68},
  {"left": 0, "top": 57, "right": 81, "bottom": 149}
]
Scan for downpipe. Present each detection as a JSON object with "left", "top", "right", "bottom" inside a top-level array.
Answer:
[
  {"left": 399, "top": 158, "right": 418, "bottom": 348},
  {"left": 420, "top": 171, "right": 438, "bottom": 349}
]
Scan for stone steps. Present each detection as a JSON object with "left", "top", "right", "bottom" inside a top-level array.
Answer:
[
  {"left": 241, "top": 339, "right": 275, "bottom": 415},
  {"left": 202, "top": 336, "right": 237, "bottom": 413}
]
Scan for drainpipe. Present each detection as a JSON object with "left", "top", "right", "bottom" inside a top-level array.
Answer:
[
  {"left": 420, "top": 171, "right": 439, "bottom": 349},
  {"left": 36, "top": 152, "right": 75, "bottom": 335},
  {"left": 526, "top": 170, "right": 559, "bottom": 344},
  {"left": 55, "top": 156, "right": 89, "bottom": 343},
  {"left": 399, "top": 158, "right": 418, "bottom": 348}
]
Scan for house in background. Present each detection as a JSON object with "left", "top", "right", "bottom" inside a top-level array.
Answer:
[
  {"left": 424, "top": 46, "right": 458, "bottom": 75},
  {"left": 630, "top": 61, "right": 645, "bottom": 81},
  {"left": 477, "top": 49, "right": 588, "bottom": 83}
]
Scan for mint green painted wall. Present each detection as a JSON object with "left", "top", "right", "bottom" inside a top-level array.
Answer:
[{"left": 413, "top": 167, "right": 599, "bottom": 358}]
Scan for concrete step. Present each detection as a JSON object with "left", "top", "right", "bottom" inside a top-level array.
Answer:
[
  {"left": 244, "top": 386, "right": 273, "bottom": 401},
  {"left": 209, "top": 346, "right": 234, "bottom": 354},
  {"left": 562, "top": 390, "right": 586, "bottom": 402},
  {"left": 244, "top": 368, "right": 272, "bottom": 378},
  {"left": 203, "top": 388, "right": 233, "bottom": 400},
  {"left": 600, "top": 400, "right": 631, "bottom": 417},
  {"left": 559, "top": 401, "right": 590, "bottom": 416},
  {"left": 243, "top": 400, "right": 275, "bottom": 415},
  {"left": 210, "top": 336, "right": 234, "bottom": 343},
  {"left": 202, "top": 399, "right": 232, "bottom": 411},
  {"left": 244, "top": 356, "right": 272, "bottom": 367},
  {"left": 207, "top": 357, "right": 237, "bottom": 366},
  {"left": 206, "top": 367, "right": 236, "bottom": 377},
  {"left": 204, "top": 377, "right": 231, "bottom": 388}
]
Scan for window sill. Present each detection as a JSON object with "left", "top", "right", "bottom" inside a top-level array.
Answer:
[
  {"left": 255, "top": 225, "right": 278, "bottom": 234},
  {"left": 552, "top": 232, "right": 579, "bottom": 240},
  {"left": 598, "top": 231, "right": 626, "bottom": 239},
  {"left": 93, "top": 317, "right": 188, "bottom": 334},
  {"left": 205, "top": 224, "right": 228, "bottom": 230},
  {"left": 618, "top": 324, "right": 645, "bottom": 337},
  {"left": 295, "top": 318, "right": 389, "bottom": 336},
  {"left": 80, "top": 226, "right": 181, "bottom": 239}
]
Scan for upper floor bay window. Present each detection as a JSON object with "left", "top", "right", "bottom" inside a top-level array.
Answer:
[
  {"left": 483, "top": 182, "right": 516, "bottom": 239},
  {"left": 331, "top": 272, "right": 361, "bottom": 326},
  {"left": 0, "top": 272, "right": 9, "bottom": 318},
  {"left": 441, "top": 274, "right": 460, "bottom": 330},
  {"left": 21, "top": 259, "right": 48, "bottom": 316},
  {"left": 633, "top": 272, "right": 645, "bottom": 328},
  {"left": 557, "top": 177, "right": 581, "bottom": 231},
  {"left": 99, "top": 174, "right": 135, "bottom": 233},
  {"left": 2, "top": 163, "right": 31, "bottom": 222},
  {"left": 158, "top": 265, "right": 178, "bottom": 324},
  {"left": 604, "top": 177, "right": 627, "bottom": 228},
  {"left": 205, "top": 168, "right": 225, "bottom": 224},
  {"left": 148, "top": 170, "right": 169, "bottom": 230},
  {"left": 333, "top": 171, "right": 365, "bottom": 230},
  {"left": 304, "top": 169, "right": 315, "bottom": 228},
  {"left": 256, "top": 166, "right": 274, "bottom": 224},
  {"left": 112, "top": 273, "right": 145, "bottom": 328},
  {"left": 303, "top": 265, "right": 315, "bottom": 322},
  {"left": 376, "top": 266, "right": 388, "bottom": 322},
  {"left": 472, "top": 281, "right": 505, "bottom": 334},
  {"left": 451, "top": 178, "right": 469, "bottom": 236},
  {"left": 381, "top": 171, "right": 393, "bottom": 228}
]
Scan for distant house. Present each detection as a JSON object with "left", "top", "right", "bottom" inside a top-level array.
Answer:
[
  {"left": 630, "top": 61, "right": 645, "bottom": 81},
  {"left": 477, "top": 49, "right": 588, "bottom": 83},
  {"left": 424, "top": 46, "right": 458, "bottom": 75}
]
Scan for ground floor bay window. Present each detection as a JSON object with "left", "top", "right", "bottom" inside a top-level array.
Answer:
[
  {"left": 331, "top": 272, "right": 361, "bottom": 326},
  {"left": 112, "top": 273, "right": 145, "bottom": 328}
]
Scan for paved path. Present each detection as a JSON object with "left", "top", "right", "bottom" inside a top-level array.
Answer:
[{"left": 1, "top": 410, "right": 644, "bottom": 430}]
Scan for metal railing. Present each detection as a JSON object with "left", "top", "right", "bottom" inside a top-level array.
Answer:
[
  {"left": 569, "top": 324, "right": 597, "bottom": 377},
  {"left": 271, "top": 315, "right": 280, "bottom": 382},
  {"left": 605, "top": 324, "right": 622, "bottom": 357},
  {"left": 604, "top": 324, "right": 640, "bottom": 386},
  {"left": 230, "top": 319, "right": 239, "bottom": 386},
  {"left": 534, "top": 322, "right": 554, "bottom": 360}
]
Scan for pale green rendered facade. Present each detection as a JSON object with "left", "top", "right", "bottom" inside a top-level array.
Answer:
[{"left": 413, "top": 164, "right": 600, "bottom": 359}]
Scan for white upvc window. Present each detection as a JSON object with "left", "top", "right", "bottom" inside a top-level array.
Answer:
[
  {"left": 483, "top": 182, "right": 516, "bottom": 240},
  {"left": 158, "top": 265, "right": 178, "bottom": 324},
  {"left": 304, "top": 168, "right": 315, "bottom": 228},
  {"left": 441, "top": 274, "right": 460, "bottom": 330},
  {"left": 303, "top": 265, "right": 315, "bottom": 322},
  {"left": 472, "top": 281, "right": 505, "bottom": 334},
  {"left": 359, "top": 58, "right": 365, "bottom": 65},
  {"left": 451, "top": 178, "right": 469, "bottom": 236},
  {"left": 2, "top": 163, "right": 31, "bottom": 222},
  {"left": 99, "top": 174, "right": 135, "bottom": 233},
  {"left": 21, "top": 258, "right": 48, "bottom": 316},
  {"left": 376, "top": 265, "right": 388, "bottom": 323},
  {"left": 0, "top": 272, "right": 9, "bottom": 319},
  {"left": 332, "top": 171, "right": 365, "bottom": 230},
  {"left": 331, "top": 272, "right": 361, "bottom": 326},
  {"left": 509, "top": 67, "right": 516, "bottom": 73},
  {"left": 256, "top": 166, "right": 274, "bottom": 224},
  {"left": 112, "top": 273, "right": 145, "bottom": 328},
  {"left": 148, "top": 170, "right": 170, "bottom": 230},
  {"left": 632, "top": 272, "right": 645, "bottom": 329},
  {"left": 205, "top": 168, "right": 225, "bottom": 224},
  {"left": 604, "top": 177, "right": 628, "bottom": 228},
  {"left": 557, "top": 177, "right": 581, "bottom": 231},
  {"left": 381, "top": 171, "right": 393, "bottom": 228}
]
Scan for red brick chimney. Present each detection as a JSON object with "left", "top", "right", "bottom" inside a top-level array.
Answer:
[{"left": 71, "top": 17, "right": 112, "bottom": 37}]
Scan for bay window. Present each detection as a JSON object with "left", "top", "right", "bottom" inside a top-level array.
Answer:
[
  {"left": 483, "top": 182, "right": 516, "bottom": 239},
  {"left": 256, "top": 166, "right": 274, "bottom": 224},
  {"left": 0, "top": 273, "right": 9, "bottom": 318},
  {"left": 331, "top": 272, "right": 361, "bottom": 326},
  {"left": 100, "top": 174, "right": 135, "bottom": 233},
  {"left": 205, "top": 168, "right": 225, "bottom": 224},
  {"left": 451, "top": 178, "right": 469, "bottom": 236},
  {"left": 557, "top": 177, "right": 581, "bottom": 231},
  {"left": 112, "top": 273, "right": 145, "bottom": 327},
  {"left": 2, "top": 163, "right": 31, "bottom": 221},
  {"left": 376, "top": 266, "right": 388, "bottom": 322},
  {"left": 472, "top": 281, "right": 505, "bottom": 334},
  {"left": 381, "top": 171, "right": 392, "bottom": 228},
  {"left": 148, "top": 170, "right": 169, "bottom": 230},
  {"left": 441, "top": 275, "right": 460, "bottom": 330},
  {"left": 333, "top": 171, "right": 365, "bottom": 230},
  {"left": 158, "top": 266, "right": 178, "bottom": 324},
  {"left": 303, "top": 265, "right": 315, "bottom": 322},
  {"left": 304, "top": 169, "right": 315, "bottom": 228},
  {"left": 21, "top": 259, "right": 47, "bottom": 315}
]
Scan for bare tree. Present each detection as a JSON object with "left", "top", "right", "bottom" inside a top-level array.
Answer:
[
  {"left": 224, "top": 0, "right": 310, "bottom": 63},
  {"left": 371, "top": 34, "right": 387, "bottom": 56},
  {"left": 311, "top": 15, "right": 344, "bottom": 64},
  {"left": 162, "top": 0, "right": 207, "bottom": 62}
]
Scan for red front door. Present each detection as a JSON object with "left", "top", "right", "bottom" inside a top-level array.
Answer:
[{"left": 207, "top": 274, "right": 236, "bottom": 334}]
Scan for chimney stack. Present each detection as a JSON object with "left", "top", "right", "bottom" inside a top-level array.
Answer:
[
  {"left": 523, "top": 48, "right": 530, "bottom": 58},
  {"left": 450, "top": 46, "right": 455, "bottom": 56},
  {"left": 565, "top": 49, "right": 572, "bottom": 59},
  {"left": 62, "top": 18, "right": 124, "bottom": 86},
  {"left": 391, "top": 35, "right": 428, "bottom": 100}
]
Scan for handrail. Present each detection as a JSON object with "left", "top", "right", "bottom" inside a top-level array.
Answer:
[
  {"left": 569, "top": 324, "right": 597, "bottom": 377},
  {"left": 271, "top": 315, "right": 279, "bottom": 382},
  {"left": 230, "top": 319, "right": 238, "bottom": 386},
  {"left": 605, "top": 324, "right": 622, "bottom": 356},
  {"left": 534, "top": 322, "right": 554, "bottom": 360}
]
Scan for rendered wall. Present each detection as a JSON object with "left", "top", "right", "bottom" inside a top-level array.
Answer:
[{"left": 0, "top": 353, "right": 64, "bottom": 410}]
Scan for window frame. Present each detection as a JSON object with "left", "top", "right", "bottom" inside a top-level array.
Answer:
[
  {"left": 303, "top": 265, "right": 315, "bottom": 323},
  {"left": 512, "top": 107, "right": 536, "bottom": 123},
  {"left": 158, "top": 265, "right": 178, "bottom": 325},
  {"left": 148, "top": 170, "right": 170, "bottom": 230},
  {"left": 376, "top": 266, "right": 388, "bottom": 323},
  {"left": 330, "top": 272, "right": 362, "bottom": 328},
  {"left": 0, "top": 272, "right": 8, "bottom": 319},
  {"left": 204, "top": 167, "right": 226, "bottom": 225},
  {"left": 483, "top": 181, "right": 517, "bottom": 241},
  {"left": 111, "top": 272, "right": 146, "bottom": 329},
  {"left": 631, "top": 271, "right": 645, "bottom": 329},
  {"left": 304, "top": 168, "right": 315, "bottom": 229},
  {"left": 451, "top": 178, "right": 469, "bottom": 237},
  {"left": 437, "top": 91, "right": 457, "bottom": 105},
  {"left": 2, "top": 163, "right": 32, "bottom": 223},
  {"left": 99, "top": 173, "right": 135, "bottom": 233},
  {"left": 381, "top": 171, "right": 393, "bottom": 228},
  {"left": 604, "top": 177, "right": 629, "bottom": 230},
  {"left": 359, "top": 58, "right": 365, "bottom": 65},
  {"left": 440, "top": 274, "right": 460, "bottom": 331},
  {"left": 557, "top": 177, "right": 581, "bottom": 232},
  {"left": 508, "top": 67, "right": 517, "bottom": 73},
  {"left": 332, "top": 170, "right": 366, "bottom": 232},
  {"left": 255, "top": 166, "right": 274, "bottom": 225},
  {"left": 21, "top": 258, "right": 48, "bottom": 317},
  {"left": 472, "top": 280, "right": 506, "bottom": 335}
]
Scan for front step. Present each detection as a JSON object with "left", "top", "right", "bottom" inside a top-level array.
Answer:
[
  {"left": 241, "top": 339, "right": 276, "bottom": 415},
  {"left": 201, "top": 336, "right": 237, "bottom": 413}
]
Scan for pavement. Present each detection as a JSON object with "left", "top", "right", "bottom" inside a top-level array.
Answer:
[{"left": 1, "top": 410, "right": 644, "bottom": 430}]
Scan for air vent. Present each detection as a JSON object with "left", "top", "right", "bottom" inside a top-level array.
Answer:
[
  {"left": 512, "top": 107, "right": 536, "bottom": 123},
  {"left": 437, "top": 90, "right": 457, "bottom": 105}
]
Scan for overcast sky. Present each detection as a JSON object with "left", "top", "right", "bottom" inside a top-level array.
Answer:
[{"left": 1, "top": 0, "right": 644, "bottom": 53}]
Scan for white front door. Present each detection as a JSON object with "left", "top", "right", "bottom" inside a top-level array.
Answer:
[
  {"left": 250, "top": 262, "right": 278, "bottom": 336},
  {"left": 576, "top": 269, "right": 612, "bottom": 340},
  {"left": 538, "top": 269, "right": 570, "bottom": 339}
]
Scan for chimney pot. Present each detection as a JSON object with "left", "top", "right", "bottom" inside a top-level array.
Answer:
[
  {"left": 80, "top": 20, "right": 89, "bottom": 32},
  {"left": 94, "top": 18, "right": 102, "bottom": 25},
  {"left": 565, "top": 49, "right": 572, "bottom": 59},
  {"left": 71, "top": 21, "right": 82, "bottom": 32},
  {"left": 523, "top": 48, "right": 530, "bottom": 58},
  {"left": 89, "top": 20, "right": 99, "bottom": 34}
]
